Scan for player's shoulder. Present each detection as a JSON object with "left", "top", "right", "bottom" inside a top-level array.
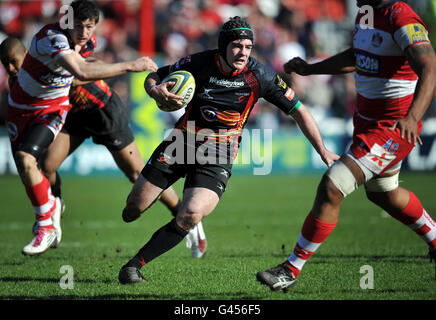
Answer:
[
  {"left": 31, "top": 22, "right": 71, "bottom": 55},
  {"left": 388, "top": 1, "right": 424, "bottom": 26},
  {"left": 246, "top": 56, "right": 276, "bottom": 81},
  {"left": 389, "top": 1, "right": 417, "bottom": 15},
  {"left": 169, "top": 49, "right": 215, "bottom": 73},
  {"left": 35, "top": 23, "right": 67, "bottom": 41}
]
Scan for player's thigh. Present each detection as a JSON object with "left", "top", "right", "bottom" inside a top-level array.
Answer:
[
  {"left": 12, "top": 124, "right": 56, "bottom": 185},
  {"left": 109, "top": 140, "right": 145, "bottom": 183}
]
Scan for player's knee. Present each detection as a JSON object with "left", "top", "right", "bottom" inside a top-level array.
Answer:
[
  {"left": 14, "top": 151, "right": 37, "bottom": 174},
  {"left": 122, "top": 204, "right": 140, "bottom": 219},
  {"left": 125, "top": 192, "right": 148, "bottom": 214},
  {"left": 177, "top": 204, "right": 204, "bottom": 229},
  {"left": 317, "top": 174, "right": 344, "bottom": 205},
  {"left": 325, "top": 160, "right": 358, "bottom": 199},
  {"left": 177, "top": 212, "right": 200, "bottom": 230}
]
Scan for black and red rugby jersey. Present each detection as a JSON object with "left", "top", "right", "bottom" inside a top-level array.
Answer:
[
  {"left": 69, "top": 80, "right": 113, "bottom": 111},
  {"left": 156, "top": 49, "right": 301, "bottom": 138}
]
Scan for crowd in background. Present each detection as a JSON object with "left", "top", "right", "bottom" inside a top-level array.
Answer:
[{"left": 1, "top": 0, "right": 435, "bottom": 133}]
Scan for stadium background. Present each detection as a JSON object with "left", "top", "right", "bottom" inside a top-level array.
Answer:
[{"left": 0, "top": 0, "right": 435, "bottom": 176}]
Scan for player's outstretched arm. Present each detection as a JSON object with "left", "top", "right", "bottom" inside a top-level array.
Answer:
[
  {"left": 284, "top": 48, "right": 356, "bottom": 76},
  {"left": 291, "top": 104, "right": 340, "bottom": 167},
  {"left": 390, "top": 43, "right": 436, "bottom": 145},
  {"left": 144, "top": 72, "right": 184, "bottom": 111},
  {"left": 58, "top": 51, "right": 158, "bottom": 81}
]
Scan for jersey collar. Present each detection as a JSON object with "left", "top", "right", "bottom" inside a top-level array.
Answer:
[{"left": 215, "top": 53, "right": 245, "bottom": 77}]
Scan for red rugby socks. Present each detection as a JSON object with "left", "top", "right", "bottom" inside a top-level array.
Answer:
[
  {"left": 287, "top": 212, "right": 337, "bottom": 277},
  {"left": 25, "top": 176, "right": 55, "bottom": 230},
  {"left": 388, "top": 191, "right": 436, "bottom": 249}
]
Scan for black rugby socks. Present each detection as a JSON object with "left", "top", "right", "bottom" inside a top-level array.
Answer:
[{"left": 125, "top": 218, "right": 188, "bottom": 269}]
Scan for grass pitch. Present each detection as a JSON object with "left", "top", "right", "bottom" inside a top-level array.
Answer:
[{"left": 0, "top": 172, "right": 435, "bottom": 301}]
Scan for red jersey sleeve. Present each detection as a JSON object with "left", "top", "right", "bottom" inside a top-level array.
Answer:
[{"left": 390, "top": 2, "right": 430, "bottom": 51}]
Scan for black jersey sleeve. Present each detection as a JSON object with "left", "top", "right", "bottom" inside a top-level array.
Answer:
[
  {"left": 156, "top": 54, "right": 196, "bottom": 80},
  {"left": 256, "top": 63, "right": 301, "bottom": 115}
]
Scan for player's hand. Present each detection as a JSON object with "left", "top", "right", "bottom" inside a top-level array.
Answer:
[
  {"left": 284, "top": 57, "right": 312, "bottom": 75},
  {"left": 131, "top": 56, "right": 158, "bottom": 72},
  {"left": 389, "top": 117, "right": 423, "bottom": 146},
  {"left": 150, "top": 81, "right": 184, "bottom": 111},
  {"left": 320, "top": 149, "right": 341, "bottom": 167}
]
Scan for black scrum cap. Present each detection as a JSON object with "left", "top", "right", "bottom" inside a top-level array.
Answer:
[{"left": 218, "top": 16, "right": 254, "bottom": 63}]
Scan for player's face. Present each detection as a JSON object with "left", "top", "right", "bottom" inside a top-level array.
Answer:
[
  {"left": 70, "top": 18, "right": 97, "bottom": 47},
  {"left": 0, "top": 48, "right": 26, "bottom": 78},
  {"left": 356, "top": 0, "right": 382, "bottom": 7},
  {"left": 226, "top": 39, "right": 253, "bottom": 70}
]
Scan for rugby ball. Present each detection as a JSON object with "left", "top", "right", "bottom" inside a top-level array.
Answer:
[{"left": 158, "top": 70, "right": 195, "bottom": 112}]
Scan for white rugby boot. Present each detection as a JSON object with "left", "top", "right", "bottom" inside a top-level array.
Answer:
[
  {"left": 186, "top": 221, "right": 207, "bottom": 258},
  {"left": 51, "top": 197, "right": 64, "bottom": 247},
  {"left": 22, "top": 227, "right": 57, "bottom": 256}
]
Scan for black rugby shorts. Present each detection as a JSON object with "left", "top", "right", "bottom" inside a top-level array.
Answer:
[
  {"left": 62, "top": 92, "right": 134, "bottom": 151},
  {"left": 141, "top": 138, "right": 234, "bottom": 198}
]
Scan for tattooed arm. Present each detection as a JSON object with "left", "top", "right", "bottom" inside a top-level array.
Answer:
[{"left": 390, "top": 43, "right": 436, "bottom": 145}]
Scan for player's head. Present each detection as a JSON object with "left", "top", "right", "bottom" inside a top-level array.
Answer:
[
  {"left": 68, "top": 0, "right": 100, "bottom": 47},
  {"left": 218, "top": 16, "right": 254, "bottom": 71},
  {"left": 356, "top": 0, "right": 383, "bottom": 7},
  {"left": 0, "top": 37, "right": 27, "bottom": 78}
]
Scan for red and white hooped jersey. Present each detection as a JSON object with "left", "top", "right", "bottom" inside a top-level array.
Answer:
[
  {"left": 8, "top": 23, "right": 96, "bottom": 110},
  {"left": 353, "top": 0, "right": 430, "bottom": 120}
]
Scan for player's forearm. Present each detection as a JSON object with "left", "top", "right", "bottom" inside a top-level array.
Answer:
[
  {"left": 71, "top": 58, "right": 130, "bottom": 85},
  {"left": 59, "top": 53, "right": 135, "bottom": 82},
  {"left": 76, "top": 61, "right": 134, "bottom": 81},
  {"left": 309, "top": 48, "right": 356, "bottom": 75},
  {"left": 292, "top": 104, "right": 327, "bottom": 155}
]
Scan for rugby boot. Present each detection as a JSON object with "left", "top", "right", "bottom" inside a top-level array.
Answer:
[
  {"left": 118, "top": 266, "right": 147, "bottom": 284},
  {"left": 51, "top": 197, "right": 64, "bottom": 247},
  {"left": 22, "top": 227, "right": 57, "bottom": 256},
  {"left": 256, "top": 262, "right": 297, "bottom": 292},
  {"left": 186, "top": 222, "right": 207, "bottom": 258}
]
